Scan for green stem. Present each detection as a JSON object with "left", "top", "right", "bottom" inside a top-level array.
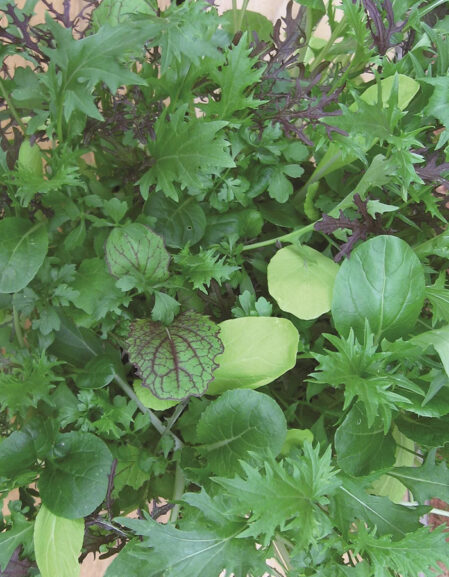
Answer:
[
  {"left": 169, "top": 460, "right": 185, "bottom": 524},
  {"left": 309, "top": 18, "right": 347, "bottom": 75},
  {"left": 242, "top": 222, "right": 316, "bottom": 251},
  {"left": 273, "top": 536, "right": 293, "bottom": 572},
  {"left": 13, "top": 306, "right": 25, "bottom": 348},
  {"left": 113, "top": 372, "right": 183, "bottom": 450},
  {"left": 0, "top": 77, "right": 26, "bottom": 132}
]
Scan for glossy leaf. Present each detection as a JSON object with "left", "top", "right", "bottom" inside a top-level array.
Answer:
[
  {"left": 335, "top": 403, "right": 396, "bottom": 476},
  {"left": 105, "top": 223, "right": 170, "bottom": 287},
  {"left": 196, "top": 389, "right": 287, "bottom": 475},
  {"left": 145, "top": 192, "right": 206, "bottom": 249},
  {"left": 127, "top": 312, "right": 223, "bottom": 400},
  {"left": 332, "top": 236, "right": 425, "bottom": 342},
  {"left": 0, "top": 218, "right": 48, "bottom": 293},
  {"left": 39, "top": 431, "right": 113, "bottom": 518},
  {"left": 268, "top": 245, "right": 339, "bottom": 320},
  {"left": 34, "top": 505, "right": 84, "bottom": 577},
  {"left": 0, "top": 431, "right": 36, "bottom": 479},
  {"left": 207, "top": 316, "right": 298, "bottom": 394}
]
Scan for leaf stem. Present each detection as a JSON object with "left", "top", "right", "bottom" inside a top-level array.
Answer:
[
  {"left": 273, "top": 536, "right": 293, "bottom": 572},
  {"left": 242, "top": 222, "right": 316, "bottom": 252},
  {"left": 113, "top": 372, "right": 183, "bottom": 450},
  {"left": 169, "top": 460, "right": 185, "bottom": 524},
  {"left": 13, "top": 306, "right": 25, "bottom": 348},
  {"left": 0, "top": 77, "right": 26, "bottom": 132}
]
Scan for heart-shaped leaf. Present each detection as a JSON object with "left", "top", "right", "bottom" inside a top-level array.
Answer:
[
  {"left": 105, "top": 223, "right": 170, "bottom": 288},
  {"left": 126, "top": 311, "right": 223, "bottom": 400}
]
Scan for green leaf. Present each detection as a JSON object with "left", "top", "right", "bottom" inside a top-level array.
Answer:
[
  {"left": 105, "top": 223, "right": 170, "bottom": 289},
  {"left": 335, "top": 403, "right": 396, "bottom": 476},
  {"left": 331, "top": 236, "right": 425, "bottom": 342},
  {"left": 221, "top": 9, "right": 273, "bottom": 42},
  {"left": 332, "top": 477, "right": 427, "bottom": 540},
  {"left": 387, "top": 449, "right": 449, "bottom": 503},
  {"left": 140, "top": 107, "right": 235, "bottom": 201},
  {"left": 173, "top": 247, "right": 239, "bottom": 293},
  {"left": 0, "top": 431, "right": 36, "bottom": 480},
  {"left": 151, "top": 291, "right": 180, "bottom": 325},
  {"left": 145, "top": 192, "right": 206, "bottom": 248},
  {"left": 34, "top": 505, "right": 84, "bottom": 577},
  {"left": 196, "top": 389, "right": 287, "bottom": 475},
  {"left": 411, "top": 325, "right": 449, "bottom": 379},
  {"left": 0, "top": 511, "right": 33, "bottom": 571},
  {"left": 133, "top": 379, "right": 177, "bottom": 411},
  {"left": 423, "top": 77, "right": 449, "bottom": 132},
  {"left": 268, "top": 245, "right": 339, "bottom": 320},
  {"left": 353, "top": 525, "right": 449, "bottom": 577},
  {"left": 49, "top": 313, "right": 106, "bottom": 366},
  {"left": 426, "top": 273, "right": 449, "bottom": 326},
  {"left": 38, "top": 431, "right": 113, "bottom": 518},
  {"left": 126, "top": 311, "right": 223, "bottom": 401},
  {"left": 76, "top": 355, "right": 116, "bottom": 390},
  {"left": 71, "top": 258, "right": 125, "bottom": 320},
  {"left": 207, "top": 317, "right": 299, "bottom": 394},
  {"left": 267, "top": 167, "right": 293, "bottom": 203},
  {"left": 215, "top": 444, "right": 339, "bottom": 546},
  {"left": 106, "top": 516, "right": 268, "bottom": 577},
  {"left": 92, "top": 0, "right": 153, "bottom": 28},
  {"left": 0, "top": 218, "right": 48, "bottom": 293},
  {"left": 205, "top": 34, "right": 265, "bottom": 119}
]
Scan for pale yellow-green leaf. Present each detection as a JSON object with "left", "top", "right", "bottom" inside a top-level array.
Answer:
[
  {"left": 207, "top": 317, "right": 299, "bottom": 395},
  {"left": 267, "top": 245, "right": 339, "bottom": 320},
  {"left": 34, "top": 505, "right": 84, "bottom": 577},
  {"left": 133, "top": 379, "right": 178, "bottom": 411}
]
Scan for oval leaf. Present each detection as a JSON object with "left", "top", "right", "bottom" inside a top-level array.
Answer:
[
  {"left": 196, "top": 389, "right": 287, "bottom": 475},
  {"left": 207, "top": 317, "right": 299, "bottom": 395},
  {"left": 268, "top": 245, "right": 339, "bottom": 320},
  {"left": 145, "top": 191, "right": 206, "bottom": 248},
  {"left": 127, "top": 311, "right": 223, "bottom": 400},
  {"left": 0, "top": 218, "right": 48, "bottom": 293},
  {"left": 39, "top": 431, "right": 113, "bottom": 518},
  {"left": 331, "top": 236, "right": 425, "bottom": 342},
  {"left": 34, "top": 505, "right": 84, "bottom": 577},
  {"left": 105, "top": 223, "right": 170, "bottom": 285},
  {"left": 133, "top": 379, "right": 178, "bottom": 411}
]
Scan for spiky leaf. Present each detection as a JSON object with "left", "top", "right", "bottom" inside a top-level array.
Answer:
[{"left": 126, "top": 312, "right": 223, "bottom": 400}]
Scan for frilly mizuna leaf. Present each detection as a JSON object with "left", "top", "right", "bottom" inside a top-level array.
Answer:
[
  {"left": 105, "top": 223, "right": 170, "bottom": 287},
  {"left": 126, "top": 311, "right": 223, "bottom": 401},
  {"left": 267, "top": 245, "right": 339, "bottom": 320}
]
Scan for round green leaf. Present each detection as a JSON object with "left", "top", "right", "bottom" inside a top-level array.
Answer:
[
  {"left": 196, "top": 389, "right": 287, "bottom": 475},
  {"left": 331, "top": 236, "right": 425, "bottom": 342},
  {"left": 0, "top": 218, "right": 48, "bottom": 293},
  {"left": 207, "top": 317, "right": 298, "bottom": 395},
  {"left": 145, "top": 191, "right": 206, "bottom": 249},
  {"left": 105, "top": 223, "right": 170, "bottom": 284},
  {"left": 127, "top": 311, "right": 223, "bottom": 401},
  {"left": 39, "top": 431, "right": 113, "bottom": 518},
  {"left": 267, "top": 245, "right": 339, "bottom": 320}
]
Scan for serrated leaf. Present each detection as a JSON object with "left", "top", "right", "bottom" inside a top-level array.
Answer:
[
  {"left": 34, "top": 505, "right": 84, "bottom": 577},
  {"left": 140, "top": 107, "right": 235, "bottom": 200},
  {"left": 387, "top": 449, "right": 449, "bottom": 503},
  {"left": 215, "top": 444, "right": 339, "bottom": 546},
  {"left": 411, "top": 325, "right": 449, "bottom": 379},
  {"left": 0, "top": 218, "right": 48, "bottom": 294},
  {"left": 174, "top": 247, "right": 239, "bottom": 293},
  {"left": 426, "top": 274, "right": 449, "bottom": 326},
  {"left": 268, "top": 245, "right": 339, "bottom": 320},
  {"left": 196, "top": 389, "right": 287, "bottom": 475},
  {"left": 105, "top": 223, "right": 170, "bottom": 289},
  {"left": 0, "top": 513, "right": 33, "bottom": 571},
  {"left": 126, "top": 312, "right": 223, "bottom": 401}
]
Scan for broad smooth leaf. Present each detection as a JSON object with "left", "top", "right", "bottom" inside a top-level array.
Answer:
[
  {"left": 267, "top": 245, "right": 339, "bottom": 320},
  {"left": 133, "top": 379, "right": 177, "bottom": 411},
  {"left": 34, "top": 505, "right": 84, "bottom": 577},
  {"left": 335, "top": 403, "right": 396, "bottom": 476},
  {"left": 39, "top": 431, "right": 113, "bottom": 518},
  {"left": 0, "top": 218, "right": 48, "bottom": 293},
  {"left": 145, "top": 192, "right": 207, "bottom": 249},
  {"left": 332, "top": 236, "right": 425, "bottom": 342},
  {"left": 207, "top": 316, "right": 299, "bottom": 395},
  {"left": 127, "top": 312, "right": 223, "bottom": 400},
  {"left": 105, "top": 223, "right": 170, "bottom": 287},
  {"left": 196, "top": 389, "right": 287, "bottom": 475},
  {"left": 387, "top": 449, "right": 449, "bottom": 503},
  {"left": 0, "top": 431, "right": 36, "bottom": 479}
]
